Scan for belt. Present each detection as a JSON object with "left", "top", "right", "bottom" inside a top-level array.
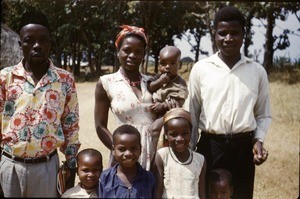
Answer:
[
  {"left": 2, "top": 150, "right": 57, "bottom": 164},
  {"left": 201, "top": 131, "right": 254, "bottom": 140}
]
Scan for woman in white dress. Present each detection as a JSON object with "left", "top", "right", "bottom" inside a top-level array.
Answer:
[{"left": 94, "top": 25, "right": 156, "bottom": 171}]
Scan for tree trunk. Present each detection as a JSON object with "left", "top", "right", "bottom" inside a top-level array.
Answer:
[
  {"left": 244, "top": 8, "right": 254, "bottom": 57},
  {"left": 194, "top": 33, "right": 201, "bottom": 63},
  {"left": 263, "top": 11, "right": 275, "bottom": 74},
  {"left": 74, "top": 41, "right": 81, "bottom": 76},
  {"left": 88, "top": 44, "right": 95, "bottom": 75}
]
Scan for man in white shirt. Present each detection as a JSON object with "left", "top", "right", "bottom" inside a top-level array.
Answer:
[{"left": 187, "top": 6, "right": 271, "bottom": 199}]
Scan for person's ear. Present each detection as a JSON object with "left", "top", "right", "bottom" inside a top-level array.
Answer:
[
  {"left": 18, "top": 40, "right": 22, "bottom": 49},
  {"left": 230, "top": 185, "right": 234, "bottom": 198},
  {"left": 210, "top": 23, "right": 216, "bottom": 35},
  {"left": 164, "top": 134, "right": 168, "bottom": 140},
  {"left": 179, "top": 61, "right": 182, "bottom": 70}
]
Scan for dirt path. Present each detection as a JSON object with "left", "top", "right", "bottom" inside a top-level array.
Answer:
[{"left": 58, "top": 82, "right": 114, "bottom": 184}]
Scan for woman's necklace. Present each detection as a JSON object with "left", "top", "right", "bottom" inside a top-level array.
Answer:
[
  {"left": 168, "top": 147, "right": 193, "bottom": 165},
  {"left": 123, "top": 74, "right": 142, "bottom": 87}
]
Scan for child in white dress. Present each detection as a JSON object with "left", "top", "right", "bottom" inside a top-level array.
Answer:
[{"left": 154, "top": 108, "right": 206, "bottom": 199}]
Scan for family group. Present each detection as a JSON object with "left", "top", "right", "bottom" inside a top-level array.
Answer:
[{"left": 0, "top": 5, "right": 271, "bottom": 199}]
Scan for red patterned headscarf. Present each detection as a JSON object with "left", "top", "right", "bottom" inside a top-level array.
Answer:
[{"left": 115, "top": 25, "right": 147, "bottom": 49}]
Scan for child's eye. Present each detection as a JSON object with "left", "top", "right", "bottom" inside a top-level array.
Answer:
[
  {"left": 168, "top": 132, "right": 177, "bottom": 137},
  {"left": 82, "top": 168, "right": 90, "bottom": 173},
  {"left": 136, "top": 50, "right": 144, "bottom": 55},
  {"left": 130, "top": 146, "right": 140, "bottom": 151},
  {"left": 117, "top": 146, "right": 126, "bottom": 152}
]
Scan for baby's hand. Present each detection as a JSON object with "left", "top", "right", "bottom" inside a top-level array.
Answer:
[
  {"left": 159, "top": 73, "right": 171, "bottom": 85},
  {"left": 150, "top": 102, "right": 166, "bottom": 115}
]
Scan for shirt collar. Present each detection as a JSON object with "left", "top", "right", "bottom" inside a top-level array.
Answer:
[
  {"left": 207, "top": 52, "right": 252, "bottom": 70},
  {"left": 12, "top": 59, "right": 60, "bottom": 84},
  {"left": 111, "top": 162, "right": 146, "bottom": 181}
]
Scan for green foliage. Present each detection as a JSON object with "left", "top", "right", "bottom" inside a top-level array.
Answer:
[
  {"left": 270, "top": 56, "right": 300, "bottom": 84},
  {"left": 1, "top": 0, "right": 299, "bottom": 80}
]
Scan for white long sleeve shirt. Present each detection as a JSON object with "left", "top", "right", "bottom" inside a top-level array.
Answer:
[{"left": 186, "top": 53, "right": 272, "bottom": 149}]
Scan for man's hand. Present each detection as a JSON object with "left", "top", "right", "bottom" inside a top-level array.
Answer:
[{"left": 252, "top": 140, "right": 268, "bottom": 165}]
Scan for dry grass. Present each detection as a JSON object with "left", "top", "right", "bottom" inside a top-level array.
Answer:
[
  {"left": 253, "top": 82, "right": 299, "bottom": 199},
  {"left": 60, "top": 67, "right": 299, "bottom": 198}
]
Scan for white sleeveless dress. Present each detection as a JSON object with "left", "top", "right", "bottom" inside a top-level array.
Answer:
[
  {"left": 157, "top": 147, "right": 205, "bottom": 199},
  {"left": 100, "top": 69, "right": 156, "bottom": 170}
]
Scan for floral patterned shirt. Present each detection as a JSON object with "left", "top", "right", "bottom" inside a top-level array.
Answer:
[{"left": 0, "top": 59, "right": 80, "bottom": 168}]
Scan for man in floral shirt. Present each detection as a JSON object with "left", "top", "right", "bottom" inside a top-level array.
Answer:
[{"left": 0, "top": 11, "right": 80, "bottom": 197}]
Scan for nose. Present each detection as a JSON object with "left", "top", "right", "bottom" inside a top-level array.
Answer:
[
  {"left": 33, "top": 41, "right": 42, "bottom": 49},
  {"left": 128, "top": 52, "right": 136, "bottom": 59},
  {"left": 87, "top": 172, "right": 95, "bottom": 177},
  {"left": 175, "top": 135, "right": 184, "bottom": 142},
  {"left": 224, "top": 34, "right": 233, "bottom": 41},
  {"left": 124, "top": 149, "right": 133, "bottom": 157}
]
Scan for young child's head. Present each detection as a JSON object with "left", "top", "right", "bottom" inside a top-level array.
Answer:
[
  {"left": 76, "top": 148, "right": 103, "bottom": 190},
  {"left": 209, "top": 168, "right": 233, "bottom": 199},
  {"left": 159, "top": 46, "right": 182, "bottom": 79},
  {"left": 163, "top": 108, "right": 192, "bottom": 153},
  {"left": 112, "top": 124, "right": 141, "bottom": 168}
]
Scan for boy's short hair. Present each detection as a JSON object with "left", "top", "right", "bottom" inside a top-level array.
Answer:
[
  {"left": 113, "top": 124, "right": 141, "bottom": 145},
  {"left": 19, "top": 11, "right": 50, "bottom": 33},
  {"left": 209, "top": 168, "right": 233, "bottom": 186},
  {"left": 76, "top": 148, "right": 103, "bottom": 165},
  {"left": 213, "top": 6, "right": 245, "bottom": 29}
]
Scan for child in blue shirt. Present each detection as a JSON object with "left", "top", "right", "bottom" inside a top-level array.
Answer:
[{"left": 98, "top": 124, "right": 156, "bottom": 198}]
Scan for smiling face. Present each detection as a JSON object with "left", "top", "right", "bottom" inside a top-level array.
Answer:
[
  {"left": 77, "top": 154, "right": 103, "bottom": 190},
  {"left": 118, "top": 36, "right": 145, "bottom": 72},
  {"left": 19, "top": 24, "right": 50, "bottom": 66},
  {"left": 165, "top": 118, "right": 191, "bottom": 153},
  {"left": 113, "top": 133, "right": 141, "bottom": 168},
  {"left": 159, "top": 46, "right": 181, "bottom": 79},
  {"left": 215, "top": 21, "right": 244, "bottom": 63}
]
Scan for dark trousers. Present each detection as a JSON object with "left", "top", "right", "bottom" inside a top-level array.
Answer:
[{"left": 196, "top": 132, "right": 255, "bottom": 199}]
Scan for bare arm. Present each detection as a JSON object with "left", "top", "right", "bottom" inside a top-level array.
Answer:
[
  {"left": 199, "top": 158, "right": 206, "bottom": 199},
  {"left": 94, "top": 79, "right": 113, "bottom": 150},
  {"left": 147, "top": 73, "right": 170, "bottom": 93},
  {"left": 154, "top": 152, "right": 164, "bottom": 199}
]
